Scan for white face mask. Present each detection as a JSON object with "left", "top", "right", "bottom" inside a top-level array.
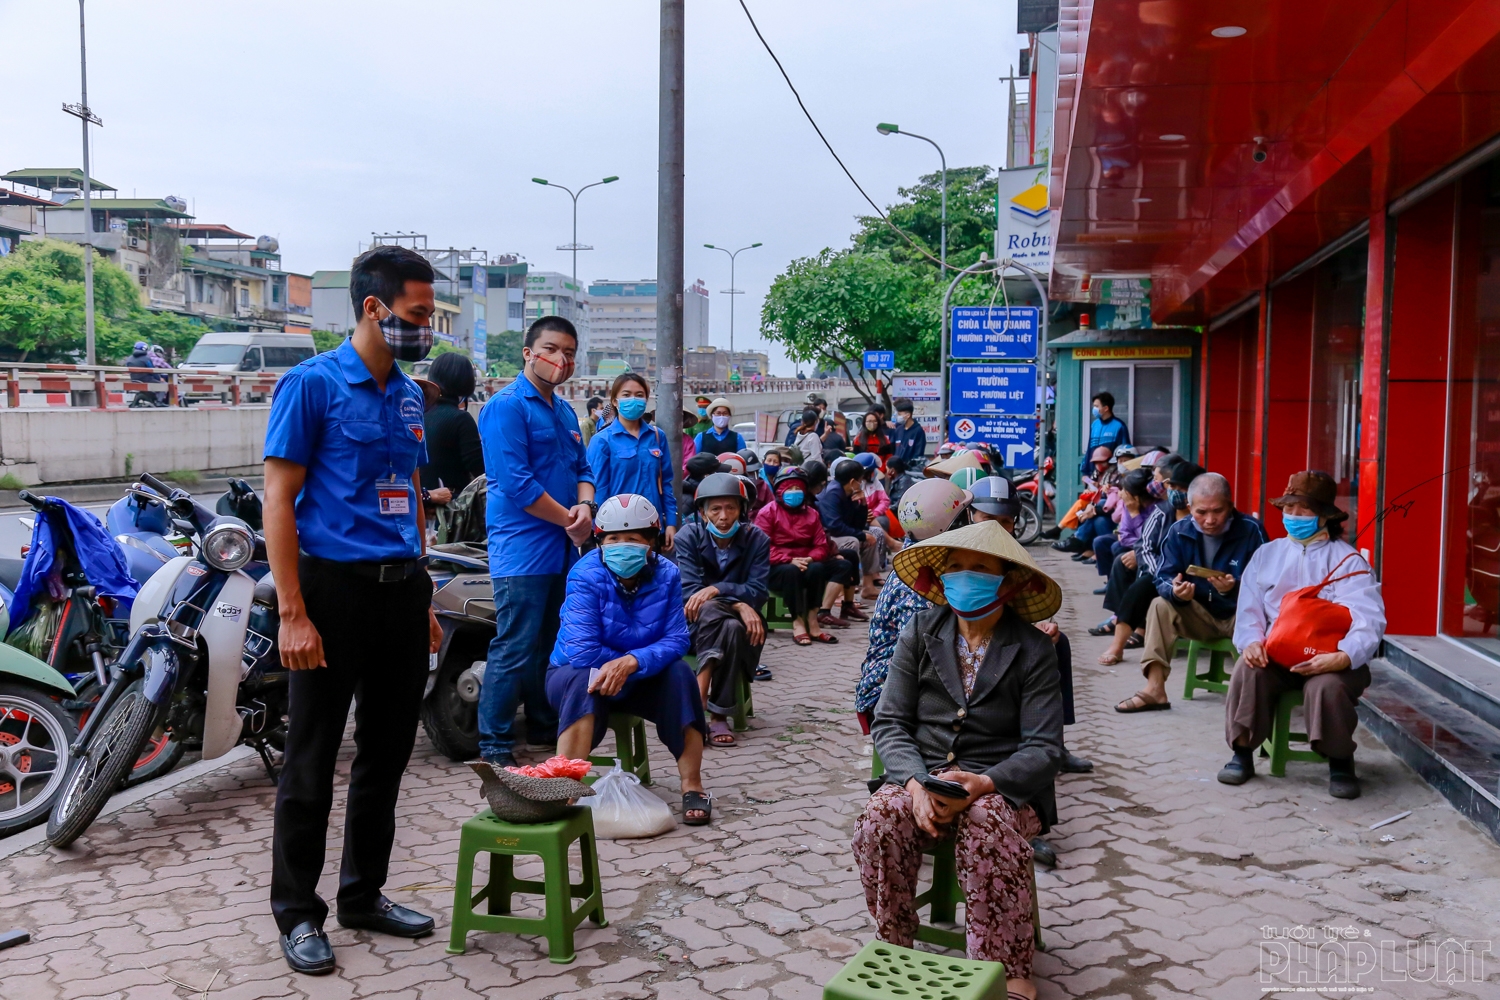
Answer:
[{"left": 712, "top": 414, "right": 730, "bottom": 430}]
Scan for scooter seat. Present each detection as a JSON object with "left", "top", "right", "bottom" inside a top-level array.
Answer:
[
  {"left": 253, "top": 572, "right": 277, "bottom": 610},
  {"left": 0, "top": 557, "right": 25, "bottom": 593}
]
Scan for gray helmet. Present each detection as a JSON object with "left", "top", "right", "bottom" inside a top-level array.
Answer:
[
  {"left": 694, "top": 472, "right": 750, "bottom": 517},
  {"left": 969, "top": 475, "right": 1022, "bottom": 519}
]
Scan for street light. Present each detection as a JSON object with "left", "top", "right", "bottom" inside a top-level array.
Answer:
[
  {"left": 703, "top": 242, "right": 763, "bottom": 374},
  {"left": 875, "top": 123, "right": 946, "bottom": 275},
  {"left": 62, "top": 0, "right": 102, "bottom": 365},
  {"left": 532, "top": 175, "right": 619, "bottom": 322}
]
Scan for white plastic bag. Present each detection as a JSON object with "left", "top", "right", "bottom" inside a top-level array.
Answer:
[{"left": 584, "top": 763, "right": 676, "bottom": 839}]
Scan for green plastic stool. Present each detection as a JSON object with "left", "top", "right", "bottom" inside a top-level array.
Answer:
[
  {"left": 1261, "top": 689, "right": 1328, "bottom": 776},
  {"left": 765, "top": 593, "right": 797, "bottom": 631},
  {"left": 1178, "top": 637, "right": 1237, "bottom": 699},
  {"left": 588, "top": 714, "right": 651, "bottom": 785},
  {"left": 823, "top": 939, "right": 1006, "bottom": 1000},
  {"left": 867, "top": 751, "right": 1043, "bottom": 952},
  {"left": 731, "top": 667, "right": 755, "bottom": 733},
  {"left": 447, "top": 807, "right": 606, "bottom": 963}
]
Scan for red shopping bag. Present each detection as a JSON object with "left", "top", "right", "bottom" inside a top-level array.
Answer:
[{"left": 1264, "top": 552, "right": 1369, "bottom": 665}]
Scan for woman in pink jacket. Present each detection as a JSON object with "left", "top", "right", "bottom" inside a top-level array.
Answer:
[{"left": 754, "top": 466, "right": 856, "bottom": 645}]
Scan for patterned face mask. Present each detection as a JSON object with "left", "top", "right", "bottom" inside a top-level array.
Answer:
[{"left": 376, "top": 301, "right": 434, "bottom": 362}]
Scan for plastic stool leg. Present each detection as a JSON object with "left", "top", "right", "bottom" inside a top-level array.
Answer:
[{"left": 447, "top": 842, "right": 478, "bottom": 955}]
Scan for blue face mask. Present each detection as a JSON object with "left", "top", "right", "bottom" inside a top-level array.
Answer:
[
  {"left": 1282, "top": 512, "right": 1322, "bottom": 540},
  {"left": 601, "top": 542, "right": 650, "bottom": 578},
  {"left": 1168, "top": 488, "right": 1189, "bottom": 510},
  {"left": 940, "top": 570, "right": 1007, "bottom": 619},
  {"left": 617, "top": 397, "right": 648, "bottom": 421},
  {"left": 762, "top": 464, "right": 780, "bottom": 481},
  {"left": 697, "top": 406, "right": 708, "bottom": 416},
  {"left": 706, "top": 519, "right": 741, "bottom": 539},
  {"left": 781, "top": 489, "right": 805, "bottom": 508},
  {"left": 1092, "top": 405, "right": 1101, "bottom": 417}
]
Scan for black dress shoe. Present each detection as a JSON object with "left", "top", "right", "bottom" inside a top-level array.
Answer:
[
  {"left": 280, "top": 921, "right": 335, "bottom": 975},
  {"left": 338, "top": 896, "right": 435, "bottom": 938},
  {"left": 1328, "top": 757, "right": 1361, "bottom": 799},
  {"left": 1029, "top": 837, "right": 1058, "bottom": 868},
  {"left": 1061, "top": 751, "right": 1094, "bottom": 773},
  {"left": 1040, "top": 526, "right": 1061, "bottom": 540},
  {"left": 1217, "top": 748, "right": 1255, "bottom": 785}
]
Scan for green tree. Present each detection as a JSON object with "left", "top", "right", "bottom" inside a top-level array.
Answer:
[
  {"left": 311, "top": 329, "right": 345, "bottom": 353},
  {"left": 487, "top": 327, "right": 523, "bottom": 377},
  {"left": 760, "top": 249, "right": 932, "bottom": 407},
  {"left": 853, "top": 166, "right": 999, "bottom": 275}
]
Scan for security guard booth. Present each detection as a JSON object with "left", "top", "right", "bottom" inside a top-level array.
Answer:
[{"left": 1049, "top": 329, "right": 1199, "bottom": 512}]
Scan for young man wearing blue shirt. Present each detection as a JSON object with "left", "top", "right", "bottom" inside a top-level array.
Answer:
[
  {"left": 263, "top": 245, "right": 445, "bottom": 975},
  {"left": 1080, "top": 391, "right": 1130, "bottom": 476},
  {"left": 889, "top": 398, "right": 928, "bottom": 467},
  {"left": 476, "top": 316, "right": 596, "bottom": 768}
]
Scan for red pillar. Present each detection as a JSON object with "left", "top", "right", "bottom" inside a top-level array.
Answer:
[
  {"left": 1355, "top": 139, "right": 1391, "bottom": 565},
  {"left": 1249, "top": 290, "right": 1270, "bottom": 519}
]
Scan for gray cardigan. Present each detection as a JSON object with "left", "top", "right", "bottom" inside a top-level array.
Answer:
[{"left": 870, "top": 605, "right": 1065, "bottom": 830}]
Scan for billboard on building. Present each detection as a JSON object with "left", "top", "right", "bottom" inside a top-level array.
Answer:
[{"left": 995, "top": 165, "right": 1052, "bottom": 274}]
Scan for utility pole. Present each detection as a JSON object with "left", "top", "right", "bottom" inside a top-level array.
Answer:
[
  {"left": 657, "top": 0, "right": 685, "bottom": 495},
  {"left": 704, "top": 242, "right": 762, "bottom": 375},
  {"left": 63, "top": 0, "right": 102, "bottom": 366}
]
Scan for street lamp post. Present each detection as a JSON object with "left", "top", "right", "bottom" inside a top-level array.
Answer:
[
  {"left": 703, "top": 242, "right": 762, "bottom": 374},
  {"left": 62, "top": 0, "right": 102, "bottom": 365},
  {"left": 532, "top": 175, "right": 618, "bottom": 324},
  {"left": 876, "top": 123, "right": 946, "bottom": 276}
]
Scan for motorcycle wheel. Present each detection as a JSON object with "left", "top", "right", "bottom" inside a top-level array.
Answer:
[
  {"left": 1016, "top": 504, "right": 1043, "bottom": 546},
  {"left": 74, "top": 680, "right": 187, "bottom": 789},
  {"left": 46, "top": 678, "right": 162, "bottom": 848},
  {"left": 421, "top": 646, "right": 484, "bottom": 762},
  {"left": 0, "top": 683, "right": 76, "bottom": 838}
]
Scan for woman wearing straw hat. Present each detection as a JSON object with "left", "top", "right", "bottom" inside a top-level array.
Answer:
[{"left": 851, "top": 521, "right": 1064, "bottom": 997}]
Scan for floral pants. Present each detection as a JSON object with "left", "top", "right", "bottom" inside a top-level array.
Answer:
[{"left": 851, "top": 783, "right": 1042, "bottom": 976}]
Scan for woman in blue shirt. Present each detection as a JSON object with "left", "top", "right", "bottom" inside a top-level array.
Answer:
[{"left": 587, "top": 373, "right": 680, "bottom": 551}]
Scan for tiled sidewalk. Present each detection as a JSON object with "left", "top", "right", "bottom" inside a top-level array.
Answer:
[{"left": 2, "top": 549, "right": 1498, "bottom": 999}]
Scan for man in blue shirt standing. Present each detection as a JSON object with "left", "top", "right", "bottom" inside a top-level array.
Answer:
[
  {"left": 1081, "top": 390, "right": 1130, "bottom": 476},
  {"left": 476, "top": 316, "right": 596, "bottom": 768},
  {"left": 263, "top": 246, "right": 445, "bottom": 975},
  {"left": 889, "top": 398, "right": 927, "bottom": 467}
]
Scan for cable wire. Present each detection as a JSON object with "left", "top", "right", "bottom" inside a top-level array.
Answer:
[{"left": 735, "top": 0, "right": 955, "bottom": 271}]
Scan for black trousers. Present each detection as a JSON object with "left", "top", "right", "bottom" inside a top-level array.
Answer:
[
  {"left": 1116, "top": 575, "right": 1159, "bottom": 630},
  {"left": 270, "top": 558, "right": 433, "bottom": 934},
  {"left": 692, "top": 600, "right": 764, "bottom": 716},
  {"left": 1102, "top": 556, "right": 1137, "bottom": 613},
  {"left": 767, "top": 558, "right": 854, "bottom": 618},
  {"left": 1055, "top": 631, "right": 1076, "bottom": 727}
]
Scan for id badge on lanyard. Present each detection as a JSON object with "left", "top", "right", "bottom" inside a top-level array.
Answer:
[{"left": 377, "top": 474, "right": 412, "bottom": 515}]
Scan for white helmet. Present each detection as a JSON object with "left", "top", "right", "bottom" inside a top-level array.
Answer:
[
  {"left": 897, "top": 478, "right": 972, "bottom": 542},
  {"left": 594, "top": 494, "right": 660, "bottom": 536}
]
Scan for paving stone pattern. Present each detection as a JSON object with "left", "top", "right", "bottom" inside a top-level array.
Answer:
[{"left": 2, "top": 550, "right": 1498, "bottom": 998}]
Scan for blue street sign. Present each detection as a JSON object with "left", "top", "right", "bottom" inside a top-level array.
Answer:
[
  {"left": 948, "top": 364, "right": 1038, "bottom": 416},
  {"left": 947, "top": 416, "right": 1037, "bottom": 469},
  {"left": 950, "top": 305, "right": 1040, "bottom": 359},
  {"left": 863, "top": 349, "right": 895, "bottom": 370}
]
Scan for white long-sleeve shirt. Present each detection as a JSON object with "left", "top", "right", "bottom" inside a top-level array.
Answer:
[{"left": 1233, "top": 536, "right": 1386, "bottom": 667}]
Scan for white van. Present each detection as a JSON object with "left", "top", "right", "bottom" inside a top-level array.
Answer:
[{"left": 180, "top": 331, "right": 318, "bottom": 402}]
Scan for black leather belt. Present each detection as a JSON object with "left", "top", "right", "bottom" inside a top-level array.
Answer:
[{"left": 300, "top": 553, "right": 427, "bottom": 583}]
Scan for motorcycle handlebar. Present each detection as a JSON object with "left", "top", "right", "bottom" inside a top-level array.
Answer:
[
  {"left": 16, "top": 490, "right": 49, "bottom": 512},
  {"left": 139, "top": 472, "right": 174, "bottom": 496}
]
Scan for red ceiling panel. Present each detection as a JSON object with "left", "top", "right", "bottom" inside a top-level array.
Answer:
[{"left": 1049, "top": 0, "right": 1500, "bottom": 324}]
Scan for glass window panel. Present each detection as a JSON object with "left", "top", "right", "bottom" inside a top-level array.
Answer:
[{"left": 1132, "top": 365, "right": 1175, "bottom": 450}]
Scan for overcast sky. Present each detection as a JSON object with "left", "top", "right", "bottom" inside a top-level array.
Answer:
[{"left": 2, "top": 0, "right": 1025, "bottom": 374}]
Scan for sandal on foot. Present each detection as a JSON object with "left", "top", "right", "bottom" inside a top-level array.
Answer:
[
  {"left": 1115, "top": 692, "right": 1171, "bottom": 713},
  {"left": 754, "top": 666, "right": 773, "bottom": 681},
  {"left": 840, "top": 602, "right": 870, "bottom": 622},
  {"left": 1124, "top": 633, "right": 1144, "bottom": 649},
  {"left": 1097, "top": 652, "right": 1122, "bottom": 666},
  {"left": 792, "top": 632, "right": 814, "bottom": 646},
  {"left": 1087, "top": 619, "right": 1117, "bottom": 636},
  {"left": 809, "top": 631, "right": 840, "bottom": 643},
  {"left": 708, "top": 719, "right": 736, "bottom": 747},
  {"left": 817, "top": 612, "right": 851, "bottom": 629},
  {"left": 683, "top": 790, "right": 713, "bottom": 825}
]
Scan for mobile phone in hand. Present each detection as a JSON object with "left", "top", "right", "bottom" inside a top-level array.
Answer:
[{"left": 920, "top": 775, "right": 971, "bottom": 800}]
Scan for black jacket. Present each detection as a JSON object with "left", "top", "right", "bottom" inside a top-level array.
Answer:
[
  {"left": 871, "top": 605, "right": 1064, "bottom": 830},
  {"left": 817, "top": 483, "right": 868, "bottom": 539},
  {"left": 675, "top": 521, "right": 770, "bottom": 613},
  {"left": 1155, "top": 508, "right": 1268, "bottom": 619},
  {"left": 422, "top": 398, "right": 485, "bottom": 491}
]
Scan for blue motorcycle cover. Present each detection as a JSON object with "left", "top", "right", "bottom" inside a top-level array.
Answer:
[{"left": 9, "top": 497, "right": 140, "bottom": 634}]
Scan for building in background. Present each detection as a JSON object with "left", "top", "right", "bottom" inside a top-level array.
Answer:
[
  {"left": 487, "top": 257, "right": 529, "bottom": 338},
  {"left": 585, "top": 277, "right": 708, "bottom": 376},
  {"left": 524, "top": 271, "right": 588, "bottom": 356},
  {"left": 684, "top": 347, "right": 769, "bottom": 380}
]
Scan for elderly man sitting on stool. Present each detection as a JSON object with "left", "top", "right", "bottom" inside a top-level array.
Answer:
[
  {"left": 1219, "top": 472, "right": 1386, "bottom": 799},
  {"left": 1117, "top": 472, "right": 1266, "bottom": 713}
]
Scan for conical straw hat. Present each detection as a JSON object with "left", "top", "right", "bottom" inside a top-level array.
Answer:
[
  {"left": 923, "top": 449, "right": 985, "bottom": 479},
  {"left": 892, "top": 520, "right": 1062, "bottom": 623}
]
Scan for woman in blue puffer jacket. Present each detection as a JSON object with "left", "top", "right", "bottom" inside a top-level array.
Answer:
[{"left": 547, "top": 493, "right": 712, "bottom": 824}]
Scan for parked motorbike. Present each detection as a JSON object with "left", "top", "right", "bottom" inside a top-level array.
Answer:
[
  {"left": 421, "top": 542, "right": 492, "bottom": 762},
  {"left": 0, "top": 640, "right": 78, "bottom": 838},
  {"left": 1013, "top": 456, "right": 1056, "bottom": 546},
  {"left": 45, "top": 473, "right": 285, "bottom": 849}
]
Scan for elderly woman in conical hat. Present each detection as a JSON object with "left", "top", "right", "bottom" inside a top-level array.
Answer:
[{"left": 850, "top": 520, "right": 1064, "bottom": 999}]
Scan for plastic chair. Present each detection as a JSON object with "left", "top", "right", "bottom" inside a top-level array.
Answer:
[
  {"left": 448, "top": 807, "right": 606, "bottom": 964},
  {"left": 823, "top": 940, "right": 1007, "bottom": 1000},
  {"left": 1261, "top": 689, "right": 1328, "bottom": 776},
  {"left": 1177, "top": 637, "right": 1236, "bottom": 699},
  {"left": 764, "top": 593, "right": 797, "bottom": 631},
  {"left": 588, "top": 715, "right": 651, "bottom": 785}
]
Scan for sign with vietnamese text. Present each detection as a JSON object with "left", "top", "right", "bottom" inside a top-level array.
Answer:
[
  {"left": 862, "top": 350, "right": 895, "bottom": 370},
  {"left": 1071, "top": 346, "right": 1190, "bottom": 360},
  {"left": 948, "top": 415, "right": 1037, "bottom": 469},
  {"left": 949, "top": 364, "right": 1038, "bottom": 416},
  {"left": 889, "top": 374, "right": 940, "bottom": 401},
  {"left": 950, "top": 306, "right": 1040, "bottom": 359}
]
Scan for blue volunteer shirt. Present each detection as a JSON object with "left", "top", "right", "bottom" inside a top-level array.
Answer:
[
  {"left": 478, "top": 374, "right": 594, "bottom": 576},
  {"left": 586, "top": 418, "right": 679, "bottom": 527},
  {"left": 264, "top": 338, "right": 428, "bottom": 562}
]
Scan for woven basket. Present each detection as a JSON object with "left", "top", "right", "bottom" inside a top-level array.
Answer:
[{"left": 467, "top": 761, "right": 594, "bottom": 823}]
